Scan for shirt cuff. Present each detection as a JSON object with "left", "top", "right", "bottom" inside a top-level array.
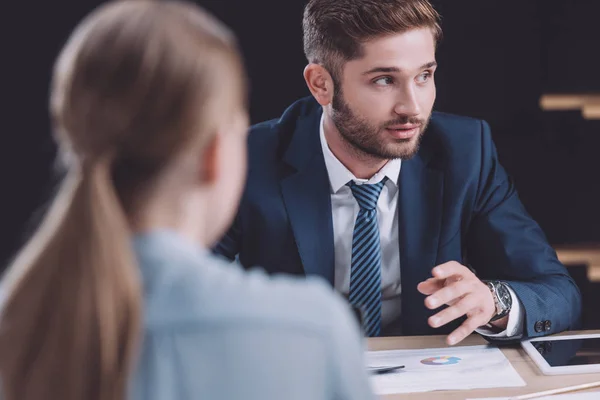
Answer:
[{"left": 475, "top": 285, "right": 523, "bottom": 338}]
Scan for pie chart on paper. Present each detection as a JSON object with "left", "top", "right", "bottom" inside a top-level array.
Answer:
[
  {"left": 366, "top": 346, "right": 526, "bottom": 395},
  {"left": 420, "top": 356, "right": 462, "bottom": 366}
]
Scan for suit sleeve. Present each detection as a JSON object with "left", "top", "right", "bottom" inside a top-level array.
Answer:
[
  {"left": 465, "top": 120, "right": 582, "bottom": 342},
  {"left": 212, "top": 213, "right": 241, "bottom": 262}
]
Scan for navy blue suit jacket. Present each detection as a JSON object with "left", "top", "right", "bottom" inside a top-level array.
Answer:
[{"left": 215, "top": 96, "right": 582, "bottom": 339}]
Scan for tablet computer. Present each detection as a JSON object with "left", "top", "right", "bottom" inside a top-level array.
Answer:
[{"left": 521, "top": 333, "right": 600, "bottom": 375}]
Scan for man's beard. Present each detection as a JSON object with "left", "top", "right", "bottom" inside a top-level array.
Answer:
[{"left": 331, "top": 89, "right": 429, "bottom": 161}]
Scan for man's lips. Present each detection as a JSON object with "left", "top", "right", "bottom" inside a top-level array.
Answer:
[{"left": 385, "top": 124, "right": 421, "bottom": 139}]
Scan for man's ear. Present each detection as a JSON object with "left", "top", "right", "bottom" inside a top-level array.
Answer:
[
  {"left": 303, "top": 63, "right": 335, "bottom": 106},
  {"left": 199, "top": 134, "right": 220, "bottom": 185}
]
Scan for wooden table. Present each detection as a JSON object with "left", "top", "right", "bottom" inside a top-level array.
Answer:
[{"left": 368, "top": 331, "right": 600, "bottom": 399}]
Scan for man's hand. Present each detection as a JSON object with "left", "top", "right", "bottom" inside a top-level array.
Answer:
[{"left": 417, "top": 261, "right": 506, "bottom": 345}]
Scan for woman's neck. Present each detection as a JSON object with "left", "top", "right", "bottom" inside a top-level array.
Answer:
[{"left": 128, "top": 187, "right": 209, "bottom": 248}]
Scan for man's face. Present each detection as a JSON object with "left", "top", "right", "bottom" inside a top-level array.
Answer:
[{"left": 331, "top": 28, "right": 437, "bottom": 160}]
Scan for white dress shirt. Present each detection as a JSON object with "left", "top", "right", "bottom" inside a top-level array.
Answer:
[{"left": 319, "top": 114, "right": 523, "bottom": 337}]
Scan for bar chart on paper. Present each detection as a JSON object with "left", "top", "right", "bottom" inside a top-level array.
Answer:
[{"left": 366, "top": 345, "right": 526, "bottom": 395}]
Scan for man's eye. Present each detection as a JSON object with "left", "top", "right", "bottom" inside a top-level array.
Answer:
[
  {"left": 417, "top": 71, "right": 432, "bottom": 83},
  {"left": 373, "top": 77, "right": 394, "bottom": 86}
]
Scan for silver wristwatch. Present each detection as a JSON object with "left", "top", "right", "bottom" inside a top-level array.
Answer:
[{"left": 484, "top": 281, "right": 512, "bottom": 322}]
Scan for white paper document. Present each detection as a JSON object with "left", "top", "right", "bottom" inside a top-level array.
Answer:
[
  {"left": 367, "top": 345, "right": 525, "bottom": 395},
  {"left": 467, "top": 392, "right": 599, "bottom": 400}
]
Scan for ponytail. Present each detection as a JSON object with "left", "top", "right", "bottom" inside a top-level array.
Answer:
[
  {"left": 0, "top": 0, "right": 245, "bottom": 397},
  {"left": 0, "top": 159, "right": 141, "bottom": 400}
]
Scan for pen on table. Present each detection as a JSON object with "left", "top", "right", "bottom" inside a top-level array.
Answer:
[
  {"left": 508, "top": 380, "right": 600, "bottom": 400},
  {"left": 368, "top": 365, "right": 405, "bottom": 375}
]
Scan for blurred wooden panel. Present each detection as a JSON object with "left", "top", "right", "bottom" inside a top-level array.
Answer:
[
  {"left": 540, "top": 94, "right": 600, "bottom": 119},
  {"left": 555, "top": 243, "right": 600, "bottom": 281}
]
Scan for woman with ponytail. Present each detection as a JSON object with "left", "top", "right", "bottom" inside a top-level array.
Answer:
[{"left": 0, "top": 1, "right": 374, "bottom": 399}]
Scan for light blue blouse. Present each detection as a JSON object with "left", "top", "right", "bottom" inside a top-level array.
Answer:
[{"left": 128, "top": 230, "right": 375, "bottom": 400}]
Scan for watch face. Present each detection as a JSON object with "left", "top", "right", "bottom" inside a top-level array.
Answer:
[{"left": 497, "top": 283, "right": 512, "bottom": 309}]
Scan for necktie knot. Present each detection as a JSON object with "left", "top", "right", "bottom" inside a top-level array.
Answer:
[{"left": 348, "top": 177, "right": 387, "bottom": 211}]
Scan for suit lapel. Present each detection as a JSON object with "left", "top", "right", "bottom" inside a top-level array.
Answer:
[
  {"left": 397, "top": 138, "right": 445, "bottom": 334},
  {"left": 280, "top": 107, "right": 335, "bottom": 286},
  {"left": 277, "top": 99, "right": 447, "bottom": 316}
]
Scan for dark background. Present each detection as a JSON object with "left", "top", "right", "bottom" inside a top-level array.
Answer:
[{"left": 1, "top": 0, "right": 599, "bottom": 327}]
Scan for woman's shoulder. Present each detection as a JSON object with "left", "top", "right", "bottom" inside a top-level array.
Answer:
[{"left": 133, "top": 230, "right": 359, "bottom": 337}]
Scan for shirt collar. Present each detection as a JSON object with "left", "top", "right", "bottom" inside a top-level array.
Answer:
[{"left": 319, "top": 112, "right": 401, "bottom": 193}]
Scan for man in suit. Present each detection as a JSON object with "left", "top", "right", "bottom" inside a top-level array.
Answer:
[{"left": 214, "top": 0, "right": 582, "bottom": 344}]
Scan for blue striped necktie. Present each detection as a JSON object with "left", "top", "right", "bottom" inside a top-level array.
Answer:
[{"left": 347, "top": 177, "right": 387, "bottom": 337}]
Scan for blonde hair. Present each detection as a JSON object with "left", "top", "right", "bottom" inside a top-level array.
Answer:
[{"left": 0, "top": 1, "right": 246, "bottom": 399}]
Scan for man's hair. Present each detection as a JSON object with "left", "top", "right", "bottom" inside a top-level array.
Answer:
[{"left": 303, "top": 0, "right": 442, "bottom": 81}]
